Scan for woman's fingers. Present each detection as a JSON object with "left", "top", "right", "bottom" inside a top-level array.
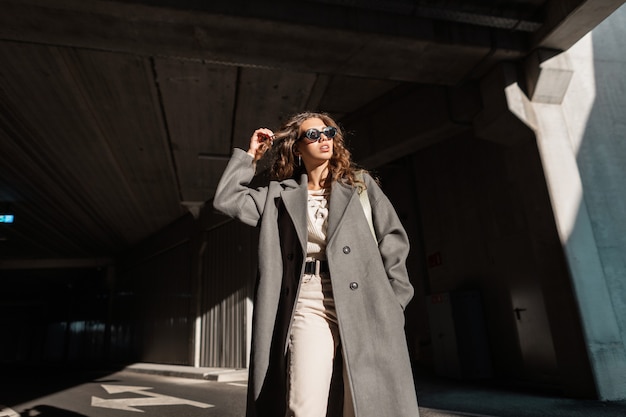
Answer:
[
  {"left": 255, "top": 128, "right": 275, "bottom": 148},
  {"left": 248, "top": 128, "right": 275, "bottom": 161},
  {"left": 257, "top": 128, "right": 275, "bottom": 144}
]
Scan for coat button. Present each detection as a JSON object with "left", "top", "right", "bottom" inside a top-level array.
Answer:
[
  {"left": 287, "top": 253, "right": 294, "bottom": 260},
  {"left": 342, "top": 246, "right": 351, "bottom": 254},
  {"left": 349, "top": 282, "right": 359, "bottom": 290}
]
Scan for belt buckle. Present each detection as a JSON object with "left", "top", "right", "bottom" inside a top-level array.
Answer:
[{"left": 305, "top": 259, "right": 321, "bottom": 276}]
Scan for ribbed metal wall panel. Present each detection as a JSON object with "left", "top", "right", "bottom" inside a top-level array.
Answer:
[
  {"left": 115, "top": 241, "right": 193, "bottom": 365},
  {"left": 200, "top": 220, "right": 257, "bottom": 368}
]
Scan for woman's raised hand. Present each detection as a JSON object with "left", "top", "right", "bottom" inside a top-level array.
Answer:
[{"left": 247, "top": 128, "right": 275, "bottom": 161}]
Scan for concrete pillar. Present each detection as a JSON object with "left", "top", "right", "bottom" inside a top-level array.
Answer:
[{"left": 492, "top": 31, "right": 626, "bottom": 399}]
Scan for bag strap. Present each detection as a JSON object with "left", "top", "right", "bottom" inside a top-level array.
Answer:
[{"left": 356, "top": 171, "right": 377, "bottom": 242}]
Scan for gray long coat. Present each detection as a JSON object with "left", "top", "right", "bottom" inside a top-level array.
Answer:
[{"left": 213, "top": 149, "right": 420, "bottom": 417}]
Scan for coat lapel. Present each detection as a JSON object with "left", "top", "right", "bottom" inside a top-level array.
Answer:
[
  {"left": 280, "top": 174, "right": 309, "bottom": 254},
  {"left": 326, "top": 180, "right": 358, "bottom": 245}
]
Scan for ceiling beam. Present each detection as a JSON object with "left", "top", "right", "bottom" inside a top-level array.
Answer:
[
  {"left": 108, "top": 0, "right": 543, "bottom": 31},
  {"left": 533, "top": 0, "right": 626, "bottom": 50},
  {"left": 0, "top": 0, "right": 528, "bottom": 84}
]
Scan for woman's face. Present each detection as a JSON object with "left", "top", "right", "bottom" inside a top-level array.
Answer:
[{"left": 295, "top": 117, "right": 334, "bottom": 168}]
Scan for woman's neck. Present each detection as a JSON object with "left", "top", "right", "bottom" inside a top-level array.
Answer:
[{"left": 306, "top": 162, "right": 330, "bottom": 190}]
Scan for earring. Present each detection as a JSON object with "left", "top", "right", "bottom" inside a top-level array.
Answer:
[{"left": 298, "top": 155, "right": 302, "bottom": 166}]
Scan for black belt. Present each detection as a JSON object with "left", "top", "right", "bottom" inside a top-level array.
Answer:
[{"left": 304, "top": 260, "right": 329, "bottom": 275}]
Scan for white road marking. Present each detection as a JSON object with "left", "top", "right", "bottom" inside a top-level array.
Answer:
[
  {"left": 91, "top": 384, "right": 214, "bottom": 412},
  {"left": 228, "top": 382, "right": 248, "bottom": 387},
  {"left": 0, "top": 406, "right": 19, "bottom": 417}
]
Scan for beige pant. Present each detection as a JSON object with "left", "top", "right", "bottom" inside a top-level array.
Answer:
[{"left": 286, "top": 273, "right": 355, "bottom": 417}]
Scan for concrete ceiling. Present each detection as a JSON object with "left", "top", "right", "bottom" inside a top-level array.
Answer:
[{"left": 0, "top": 0, "right": 624, "bottom": 266}]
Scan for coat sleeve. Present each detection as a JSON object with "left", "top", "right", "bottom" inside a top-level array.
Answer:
[
  {"left": 365, "top": 174, "right": 415, "bottom": 309},
  {"left": 212, "top": 148, "right": 269, "bottom": 227}
]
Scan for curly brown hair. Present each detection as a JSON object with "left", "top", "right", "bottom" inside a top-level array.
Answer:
[{"left": 268, "top": 111, "right": 366, "bottom": 190}]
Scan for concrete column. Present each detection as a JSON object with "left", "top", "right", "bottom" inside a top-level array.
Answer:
[{"left": 495, "top": 37, "right": 626, "bottom": 399}]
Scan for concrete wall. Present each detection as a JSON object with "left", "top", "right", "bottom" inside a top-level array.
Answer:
[
  {"left": 489, "top": 4, "right": 626, "bottom": 400},
  {"left": 561, "top": 4, "right": 626, "bottom": 399},
  {"left": 341, "top": 58, "right": 601, "bottom": 395},
  {"left": 409, "top": 131, "right": 594, "bottom": 395},
  {"left": 570, "top": 4, "right": 626, "bottom": 363}
]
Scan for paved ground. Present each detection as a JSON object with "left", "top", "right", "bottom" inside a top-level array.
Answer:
[
  {"left": 0, "top": 366, "right": 247, "bottom": 417},
  {"left": 414, "top": 372, "right": 626, "bottom": 417},
  {"left": 2, "top": 364, "right": 626, "bottom": 417}
]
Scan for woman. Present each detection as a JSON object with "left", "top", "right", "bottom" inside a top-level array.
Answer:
[{"left": 213, "top": 112, "right": 420, "bottom": 417}]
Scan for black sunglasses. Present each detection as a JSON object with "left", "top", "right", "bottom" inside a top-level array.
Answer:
[{"left": 299, "top": 126, "right": 337, "bottom": 142}]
